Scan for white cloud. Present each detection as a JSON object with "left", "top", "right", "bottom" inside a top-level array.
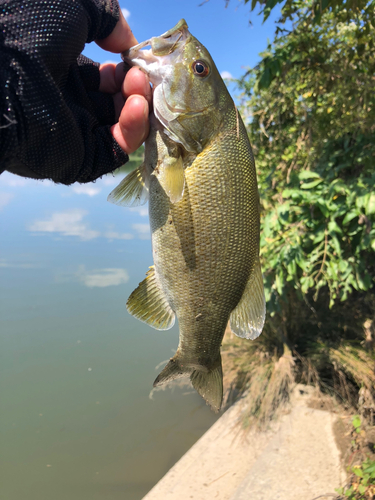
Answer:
[
  {"left": 129, "top": 206, "right": 148, "bottom": 217},
  {"left": 28, "top": 209, "right": 100, "bottom": 241},
  {"left": 77, "top": 266, "right": 129, "bottom": 288},
  {"left": 71, "top": 185, "right": 101, "bottom": 197},
  {"left": 104, "top": 230, "right": 134, "bottom": 240},
  {"left": 220, "top": 71, "right": 233, "bottom": 80},
  {"left": 101, "top": 175, "right": 120, "bottom": 187},
  {"left": 0, "top": 192, "right": 14, "bottom": 210},
  {"left": 132, "top": 223, "right": 150, "bottom": 239},
  {"left": 101, "top": 60, "right": 120, "bottom": 66},
  {"left": 121, "top": 8, "right": 130, "bottom": 19}
]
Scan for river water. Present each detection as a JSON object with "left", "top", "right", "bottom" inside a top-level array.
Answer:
[{"left": 0, "top": 169, "right": 219, "bottom": 500}]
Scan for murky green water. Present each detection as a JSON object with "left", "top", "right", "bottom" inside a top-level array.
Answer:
[{"left": 0, "top": 172, "right": 219, "bottom": 500}]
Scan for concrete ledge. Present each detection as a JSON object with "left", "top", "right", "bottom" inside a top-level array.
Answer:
[{"left": 143, "top": 385, "right": 345, "bottom": 500}]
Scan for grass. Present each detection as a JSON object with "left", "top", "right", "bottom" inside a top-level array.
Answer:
[{"left": 221, "top": 289, "right": 375, "bottom": 429}]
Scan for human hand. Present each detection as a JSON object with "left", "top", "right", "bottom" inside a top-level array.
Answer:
[
  {"left": 97, "top": 11, "right": 151, "bottom": 155},
  {"left": 0, "top": 0, "right": 152, "bottom": 184}
]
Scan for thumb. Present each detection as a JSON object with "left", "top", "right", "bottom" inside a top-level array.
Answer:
[{"left": 96, "top": 9, "right": 137, "bottom": 53}]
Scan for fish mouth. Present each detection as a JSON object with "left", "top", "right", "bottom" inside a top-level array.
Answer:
[
  {"left": 122, "top": 19, "right": 190, "bottom": 83},
  {"left": 123, "top": 19, "right": 189, "bottom": 60}
]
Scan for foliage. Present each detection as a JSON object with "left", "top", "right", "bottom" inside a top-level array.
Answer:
[
  {"left": 226, "top": 1, "right": 375, "bottom": 415},
  {"left": 335, "top": 416, "right": 375, "bottom": 499},
  {"left": 227, "top": 0, "right": 374, "bottom": 27},
  {"left": 237, "top": 5, "right": 375, "bottom": 314},
  {"left": 336, "top": 459, "right": 375, "bottom": 498}
]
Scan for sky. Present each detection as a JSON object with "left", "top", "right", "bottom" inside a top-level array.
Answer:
[
  {"left": 83, "top": 0, "right": 283, "bottom": 83},
  {"left": 0, "top": 0, "right": 285, "bottom": 229}
]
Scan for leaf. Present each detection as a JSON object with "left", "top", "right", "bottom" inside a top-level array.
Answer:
[
  {"left": 364, "top": 462, "right": 375, "bottom": 474},
  {"left": 367, "top": 193, "right": 375, "bottom": 214},
  {"left": 316, "top": 201, "right": 329, "bottom": 218},
  {"left": 298, "top": 171, "right": 322, "bottom": 180},
  {"left": 342, "top": 211, "right": 358, "bottom": 225},
  {"left": 352, "top": 415, "right": 361, "bottom": 430},
  {"left": 353, "top": 467, "right": 364, "bottom": 477},
  {"left": 301, "top": 179, "right": 323, "bottom": 189},
  {"left": 328, "top": 220, "right": 343, "bottom": 235}
]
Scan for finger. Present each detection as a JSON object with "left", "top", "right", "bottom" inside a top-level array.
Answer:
[
  {"left": 99, "top": 62, "right": 128, "bottom": 94},
  {"left": 100, "top": 64, "right": 152, "bottom": 104},
  {"left": 111, "top": 95, "right": 149, "bottom": 154},
  {"left": 96, "top": 9, "right": 137, "bottom": 53},
  {"left": 99, "top": 63, "right": 118, "bottom": 94},
  {"left": 123, "top": 67, "right": 152, "bottom": 106},
  {"left": 113, "top": 92, "right": 125, "bottom": 121}
]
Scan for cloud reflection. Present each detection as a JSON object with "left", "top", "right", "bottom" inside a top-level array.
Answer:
[
  {"left": 132, "top": 223, "right": 150, "bottom": 240},
  {"left": 0, "top": 258, "right": 40, "bottom": 269},
  {"left": 0, "top": 192, "right": 14, "bottom": 211},
  {"left": 28, "top": 209, "right": 100, "bottom": 240},
  {"left": 28, "top": 208, "right": 149, "bottom": 241},
  {"left": 77, "top": 266, "right": 129, "bottom": 288},
  {"left": 71, "top": 185, "right": 101, "bottom": 197},
  {"left": 129, "top": 206, "right": 148, "bottom": 217},
  {"left": 0, "top": 171, "right": 53, "bottom": 187},
  {"left": 104, "top": 230, "right": 134, "bottom": 240}
]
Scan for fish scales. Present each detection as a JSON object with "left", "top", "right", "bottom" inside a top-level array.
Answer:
[
  {"left": 108, "top": 19, "right": 265, "bottom": 411},
  {"left": 151, "top": 108, "right": 258, "bottom": 357}
]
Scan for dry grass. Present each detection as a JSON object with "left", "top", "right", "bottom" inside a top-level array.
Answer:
[
  {"left": 222, "top": 327, "right": 296, "bottom": 428},
  {"left": 222, "top": 319, "right": 375, "bottom": 429}
]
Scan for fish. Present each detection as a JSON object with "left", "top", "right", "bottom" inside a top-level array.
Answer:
[{"left": 108, "top": 19, "right": 265, "bottom": 412}]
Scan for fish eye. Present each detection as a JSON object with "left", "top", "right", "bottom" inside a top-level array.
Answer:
[{"left": 192, "top": 60, "right": 210, "bottom": 77}]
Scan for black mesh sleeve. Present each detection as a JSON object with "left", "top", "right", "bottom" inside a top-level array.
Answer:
[{"left": 0, "top": 0, "right": 128, "bottom": 184}]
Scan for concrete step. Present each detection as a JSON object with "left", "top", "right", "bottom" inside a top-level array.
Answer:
[{"left": 143, "top": 385, "right": 345, "bottom": 500}]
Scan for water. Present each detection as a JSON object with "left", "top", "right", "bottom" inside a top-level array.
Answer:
[{"left": 0, "top": 171, "right": 219, "bottom": 500}]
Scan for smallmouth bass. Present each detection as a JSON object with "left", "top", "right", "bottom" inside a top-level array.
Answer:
[{"left": 108, "top": 20, "right": 265, "bottom": 411}]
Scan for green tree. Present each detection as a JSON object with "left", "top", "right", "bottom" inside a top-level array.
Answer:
[
  {"left": 229, "top": 3, "right": 375, "bottom": 410},
  {"left": 231, "top": 0, "right": 374, "bottom": 25}
]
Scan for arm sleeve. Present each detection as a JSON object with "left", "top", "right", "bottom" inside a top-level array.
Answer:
[{"left": 0, "top": 0, "right": 129, "bottom": 184}]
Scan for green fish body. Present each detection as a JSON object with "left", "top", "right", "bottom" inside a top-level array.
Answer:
[{"left": 108, "top": 20, "right": 265, "bottom": 411}]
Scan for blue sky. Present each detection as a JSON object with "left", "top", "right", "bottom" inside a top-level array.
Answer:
[{"left": 83, "top": 0, "right": 283, "bottom": 82}]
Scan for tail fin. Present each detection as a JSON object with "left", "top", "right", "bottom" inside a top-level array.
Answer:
[
  {"left": 153, "top": 357, "right": 186, "bottom": 387},
  {"left": 153, "top": 354, "right": 223, "bottom": 412},
  {"left": 190, "top": 359, "right": 223, "bottom": 413}
]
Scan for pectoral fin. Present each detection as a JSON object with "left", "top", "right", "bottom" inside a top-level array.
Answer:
[
  {"left": 154, "top": 156, "right": 185, "bottom": 203},
  {"left": 127, "top": 266, "right": 175, "bottom": 330},
  {"left": 230, "top": 258, "right": 266, "bottom": 340},
  {"left": 107, "top": 164, "right": 149, "bottom": 207}
]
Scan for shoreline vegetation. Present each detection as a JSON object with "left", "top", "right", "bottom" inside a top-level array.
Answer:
[{"left": 220, "top": 0, "right": 375, "bottom": 496}]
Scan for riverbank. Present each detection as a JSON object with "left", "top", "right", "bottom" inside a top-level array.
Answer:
[{"left": 143, "top": 384, "right": 348, "bottom": 500}]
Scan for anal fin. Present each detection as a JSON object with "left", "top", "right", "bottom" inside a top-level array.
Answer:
[
  {"left": 107, "top": 164, "right": 149, "bottom": 207},
  {"left": 127, "top": 266, "right": 175, "bottom": 330},
  {"left": 230, "top": 257, "right": 266, "bottom": 340}
]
